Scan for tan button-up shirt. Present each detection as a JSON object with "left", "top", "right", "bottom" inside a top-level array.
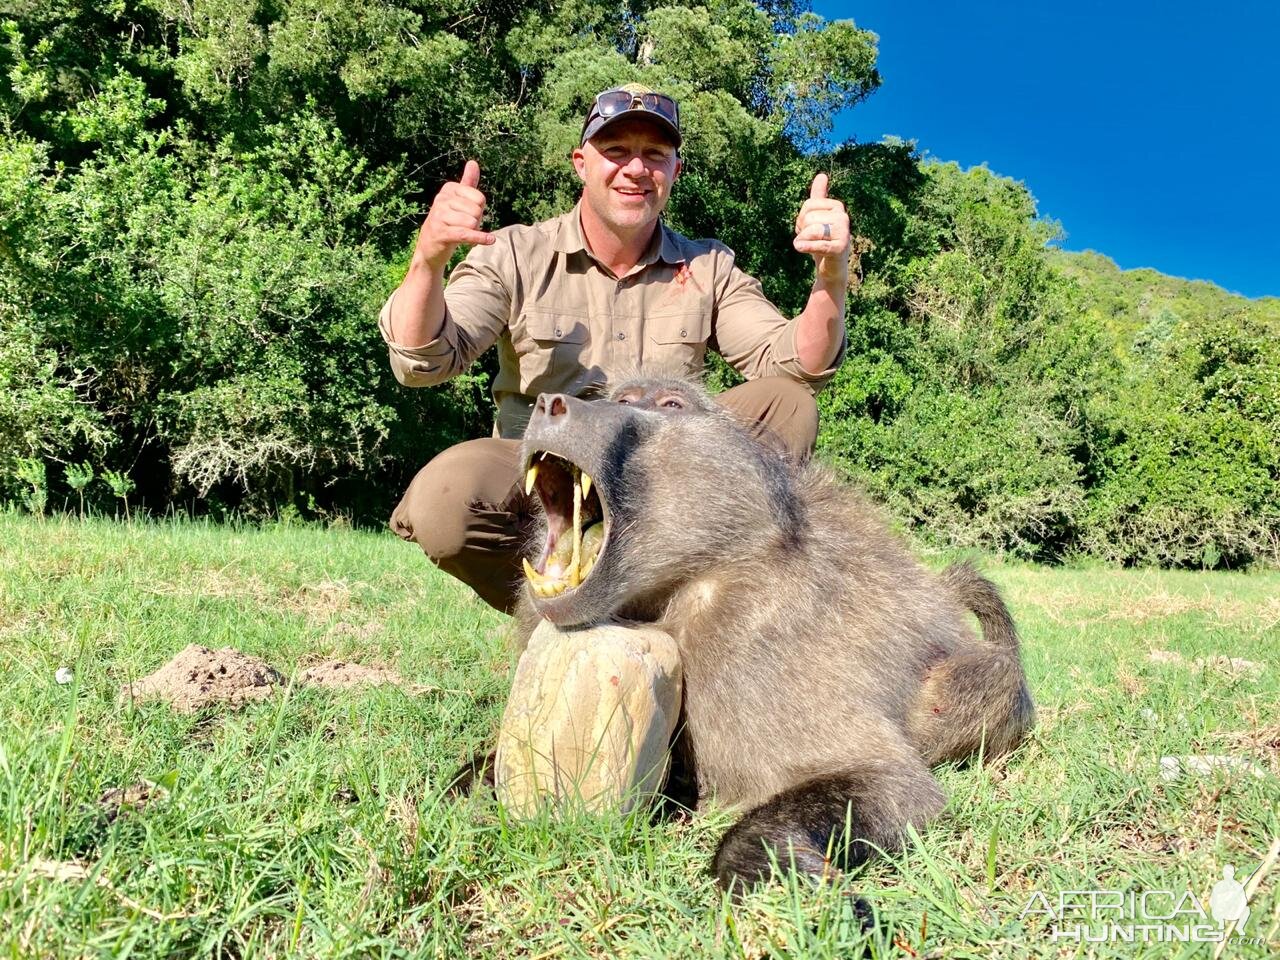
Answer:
[{"left": 379, "top": 202, "right": 846, "bottom": 438}]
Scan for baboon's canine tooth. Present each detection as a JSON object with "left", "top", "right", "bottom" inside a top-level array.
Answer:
[
  {"left": 525, "top": 463, "right": 539, "bottom": 495},
  {"left": 571, "top": 469, "right": 583, "bottom": 588},
  {"left": 522, "top": 557, "right": 538, "bottom": 581},
  {"left": 581, "top": 472, "right": 592, "bottom": 499}
]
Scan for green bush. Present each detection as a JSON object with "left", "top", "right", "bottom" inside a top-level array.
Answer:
[
  {"left": 1080, "top": 309, "right": 1280, "bottom": 567},
  {"left": 1, "top": 87, "right": 486, "bottom": 517},
  {"left": 817, "top": 159, "right": 1104, "bottom": 561},
  {"left": 812, "top": 154, "right": 1279, "bottom": 568}
]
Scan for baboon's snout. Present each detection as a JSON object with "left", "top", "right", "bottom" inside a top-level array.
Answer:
[
  {"left": 527, "top": 392, "right": 639, "bottom": 452},
  {"left": 533, "top": 392, "right": 571, "bottom": 419}
]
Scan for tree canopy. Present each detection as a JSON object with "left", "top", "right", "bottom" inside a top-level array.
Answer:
[{"left": 2, "top": 0, "right": 1276, "bottom": 567}]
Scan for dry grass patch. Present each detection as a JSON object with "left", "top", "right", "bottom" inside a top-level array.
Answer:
[{"left": 1006, "top": 569, "right": 1279, "bottom": 635}]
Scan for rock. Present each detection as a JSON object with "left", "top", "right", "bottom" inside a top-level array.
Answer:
[
  {"left": 98, "top": 780, "right": 169, "bottom": 820},
  {"left": 495, "top": 621, "right": 682, "bottom": 817},
  {"left": 1159, "top": 754, "right": 1268, "bottom": 782}
]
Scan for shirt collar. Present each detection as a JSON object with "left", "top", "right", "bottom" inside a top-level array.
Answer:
[
  {"left": 555, "top": 202, "right": 591, "bottom": 255},
  {"left": 555, "top": 200, "right": 686, "bottom": 268},
  {"left": 654, "top": 221, "right": 685, "bottom": 265}
]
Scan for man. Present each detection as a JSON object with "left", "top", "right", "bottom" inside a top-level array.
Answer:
[{"left": 379, "top": 84, "right": 854, "bottom": 612}]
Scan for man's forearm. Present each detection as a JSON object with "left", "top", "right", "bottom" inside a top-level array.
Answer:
[
  {"left": 795, "top": 270, "right": 848, "bottom": 374},
  {"left": 389, "top": 260, "right": 448, "bottom": 348}
]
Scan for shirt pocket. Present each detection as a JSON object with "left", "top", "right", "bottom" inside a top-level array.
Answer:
[
  {"left": 644, "top": 312, "right": 711, "bottom": 377},
  {"left": 514, "top": 310, "right": 590, "bottom": 393}
]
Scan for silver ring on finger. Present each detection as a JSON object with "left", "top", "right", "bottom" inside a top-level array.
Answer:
[{"left": 821, "top": 222, "right": 831, "bottom": 240}]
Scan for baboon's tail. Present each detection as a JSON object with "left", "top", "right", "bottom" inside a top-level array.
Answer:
[{"left": 941, "top": 561, "right": 1020, "bottom": 653}]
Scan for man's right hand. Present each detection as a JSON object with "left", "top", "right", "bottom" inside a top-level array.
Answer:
[{"left": 414, "top": 160, "right": 496, "bottom": 270}]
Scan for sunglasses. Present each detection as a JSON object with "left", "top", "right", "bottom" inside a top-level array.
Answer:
[{"left": 592, "top": 90, "right": 680, "bottom": 128}]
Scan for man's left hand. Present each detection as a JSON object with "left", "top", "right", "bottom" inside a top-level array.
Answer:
[{"left": 793, "top": 173, "right": 852, "bottom": 285}]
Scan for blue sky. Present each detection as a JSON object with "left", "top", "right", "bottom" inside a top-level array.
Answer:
[{"left": 811, "top": 1, "right": 1279, "bottom": 299}]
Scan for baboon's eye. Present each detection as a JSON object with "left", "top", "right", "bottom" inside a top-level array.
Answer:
[
  {"left": 616, "top": 396, "right": 634, "bottom": 405},
  {"left": 660, "top": 397, "right": 685, "bottom": 410}
]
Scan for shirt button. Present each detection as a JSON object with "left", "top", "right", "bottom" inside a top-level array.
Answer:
[
  {"left": 616, "top": 332, "right": 626, "bottom": 341},
  {"left": 554, "top": 328, "right": 562, "bottom": 337},
  {"left": 680, "top": 329, "right": 687, "bottom": 338}
]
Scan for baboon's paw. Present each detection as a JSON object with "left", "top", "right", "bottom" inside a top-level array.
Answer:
[{"left": 711, "top": 821, "right": 830, "bottom": 896}]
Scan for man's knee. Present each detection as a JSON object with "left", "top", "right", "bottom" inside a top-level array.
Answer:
[
  {"left": 766, "top": 377, "right": 820, "bottom": 445},
  {"left": 718, "top": 376, "right": 820, "bottom": 460},
  {"left": 390, "top": 438, "right": 518, "bottom": 561}
]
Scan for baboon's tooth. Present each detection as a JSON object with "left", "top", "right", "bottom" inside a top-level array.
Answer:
[
  {"left": 572, "top": 471, "right": 583, "bottom": 588},
  {"left": 581, "top": 473, "right": 592, "bottom": 499},
  {"left": 522, "top": 557, "right": 538, "bottom": 581},
  {"left": 525, "top": 463, "right": 539, "bottom": 495}
]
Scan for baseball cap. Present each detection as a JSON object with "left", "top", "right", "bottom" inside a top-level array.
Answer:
[{"left": 580, "top": 84, "right": 682, "bottom": 148}]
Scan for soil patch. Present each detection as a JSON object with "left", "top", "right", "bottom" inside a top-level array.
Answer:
[
  {"left": 299, "top": 659, "right": 405, "bottom": 690},
  {"left": 121, "top": 644, "right": 281, "bottom": 712}
]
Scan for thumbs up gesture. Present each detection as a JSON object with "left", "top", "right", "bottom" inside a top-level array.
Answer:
[
  {"left": 793, "top": 173, "right": 852, "bottom": 282},
  {"left": 415, "top": 160, "right": 496, "bottom": 270}
]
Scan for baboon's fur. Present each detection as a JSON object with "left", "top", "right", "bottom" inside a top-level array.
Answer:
[{"left": 493, "top": 374, "right": 1035, "bottom": 894}]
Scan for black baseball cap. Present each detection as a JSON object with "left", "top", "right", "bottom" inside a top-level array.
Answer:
[{"left": 580, "top": 84, "right": 682, "bottom": 148}]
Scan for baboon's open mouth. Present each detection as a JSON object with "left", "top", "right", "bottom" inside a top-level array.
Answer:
[{"left": 522, "top": 451, "right": 609, "bottom": 597}]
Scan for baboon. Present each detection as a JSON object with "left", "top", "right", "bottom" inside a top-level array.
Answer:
[{"left": 469, "top": 374, "right": 1035, "bottom": 895}]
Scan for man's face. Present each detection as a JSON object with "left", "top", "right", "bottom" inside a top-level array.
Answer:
[{"left": 573, "top": 118, "right": 682, "bottom": 234}]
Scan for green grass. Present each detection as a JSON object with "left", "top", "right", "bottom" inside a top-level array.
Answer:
[{"left": 1, "top": 512, "right": 1277, "bottom": 958}]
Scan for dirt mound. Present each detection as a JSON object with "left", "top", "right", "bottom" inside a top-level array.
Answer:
[
  {"left": 121, "top": 644, "right": 281, "bottom": 712},
  {"left": 299, "top": 659, "right": 405, "bottom": 690}
]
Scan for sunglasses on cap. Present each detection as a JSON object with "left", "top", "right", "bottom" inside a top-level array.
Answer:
[
  {"left": 593, "top": 89, "right": 680, "bottom": 126},
  {"left": 581, "top": 88, "right": 682, "bottom": 147}
]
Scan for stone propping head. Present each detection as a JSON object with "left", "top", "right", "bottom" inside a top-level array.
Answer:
[{"left": 519, "top": 374, "right": 800, "bottom": 626}]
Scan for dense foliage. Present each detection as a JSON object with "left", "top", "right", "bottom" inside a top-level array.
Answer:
[{"left": 2, "top": 0, "right": 1276, "bottom": 566}]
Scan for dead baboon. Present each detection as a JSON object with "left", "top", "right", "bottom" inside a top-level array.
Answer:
[{"left": 478, "top": 374, "right": 1034, "bottom": 895}]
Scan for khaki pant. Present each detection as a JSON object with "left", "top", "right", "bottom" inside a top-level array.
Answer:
[{"left": 391, "top": 377, "right": 818, "bottom": 612}]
